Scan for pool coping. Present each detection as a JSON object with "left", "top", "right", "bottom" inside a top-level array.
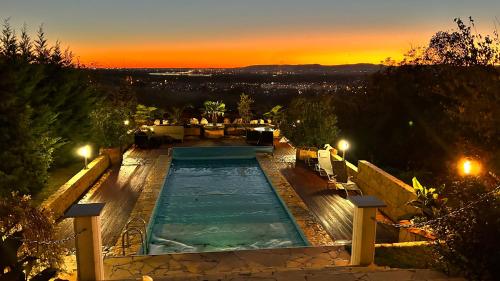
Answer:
[
  {"left": 255, "top": 156, "right": 311, "bottom": 246},
  {"left": 111, "top": 146, "right": 337, "bottom": 256}
]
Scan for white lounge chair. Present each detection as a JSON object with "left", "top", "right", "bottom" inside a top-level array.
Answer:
[
  {"left": 330, "top": 159, "right": 363, "bottom": 197},
  {"left": 315, "top": 150, "right": 336, "bottom": 182}
]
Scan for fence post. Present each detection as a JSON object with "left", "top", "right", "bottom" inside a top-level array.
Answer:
[
  {"left": 348, "top": 196, "right": 386, "bottom": 266},
  {"left": 65, "top": 203, "right": 105, "bottom": 281}
]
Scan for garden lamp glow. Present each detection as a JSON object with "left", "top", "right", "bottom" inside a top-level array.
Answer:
[
  {"left": 124, "top": 119, "right": 130, "bottom": 126},
  {"left": 338, "top": 139, "right": 349, "bottom": 160},
  {"left": 77, "top": 145, "right": 91, "bottom": 169}
]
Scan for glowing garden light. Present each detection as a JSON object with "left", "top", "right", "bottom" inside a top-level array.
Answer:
[
  {"left": 124, "top": 119, "right": 130, "bottom": 126},
  {"left": 338, "top": 139, "right": 350, "bottom": 160},
  {"left": 77, "top": 145, "right": 91, "bottom": 169},
  {"left": 458, "top": 158, "right": 481, "bottom": 176}
]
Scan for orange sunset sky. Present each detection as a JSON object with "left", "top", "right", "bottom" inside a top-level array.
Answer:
[{"left": 2, "top": 0, "right": 499, "bottom": 68}]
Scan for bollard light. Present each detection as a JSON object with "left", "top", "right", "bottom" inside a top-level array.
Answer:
[
  {"left": 77, "top": 145, "right": 91, "bottom": 169},
  {"left": 338, "top": 139, "right": 350, "bottom": 160}
]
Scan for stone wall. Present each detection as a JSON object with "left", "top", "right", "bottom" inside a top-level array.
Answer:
[
  {"left": 41, "top": 155, "right": 110, "bottom": 219},
  {"left": 355, "top": 161, "right": 418, "bottom": 222}
]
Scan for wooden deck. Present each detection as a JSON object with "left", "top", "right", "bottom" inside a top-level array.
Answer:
[{"left": 273, "top": 142, "right": 397, "bottom": 243}]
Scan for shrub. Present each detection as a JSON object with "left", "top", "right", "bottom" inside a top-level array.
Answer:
[
  {"left": 431, "top": 179, "right": 499, "bottom": 280},
  {"left": 281, "top": 96, "right": 340, "bottom": 148},
  {"left": 0, "top": 193, "right": 64, "bottom": 280}
]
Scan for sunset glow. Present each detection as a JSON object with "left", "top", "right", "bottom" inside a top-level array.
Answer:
[{"left": 2, "top": 0, "right": 499, "bottom": 68}]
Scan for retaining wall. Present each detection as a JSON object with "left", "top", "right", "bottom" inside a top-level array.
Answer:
[
  {"left": 41, "top": 155, "right": 110, "bottom": 218},
  {"left": 355, "top": 160, "right": 418, "bottom": 222}
]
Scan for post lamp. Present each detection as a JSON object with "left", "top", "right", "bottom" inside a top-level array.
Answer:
[
  {"left": 338, "top": 139, "right": 350, "bottom": 161},
  {"left": 77, "top": 145, "right": 91, "bottom": 169}
]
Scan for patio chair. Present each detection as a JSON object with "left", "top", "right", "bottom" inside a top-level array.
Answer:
[
  {"left": 330, "top": 159, "right": 363, "bottom": 197},
  {"left": 315, "top": 150, "right": 336, "bottom": 183}
]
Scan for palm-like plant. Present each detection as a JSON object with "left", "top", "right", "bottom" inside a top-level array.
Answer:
[
  {"left": 263, "top": 105, "right": 284, "bottom": 128},
  {"left": 202, "top": 101, "right": 226, "bottom": 126},
  {"left": 167, "top": 104, "right": 192, "bottom": 125}
]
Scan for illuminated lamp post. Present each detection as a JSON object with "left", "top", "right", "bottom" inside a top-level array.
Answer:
[
  {"left": 78, "top": 145, "right": 91, "bottom": 169},
  {"left": 338, "top": 139, "right": 350, "bottom": 161}
]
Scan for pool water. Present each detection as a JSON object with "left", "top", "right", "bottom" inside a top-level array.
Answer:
[{"left": 147, "top": 148, "right": 307, "bottom": 254}]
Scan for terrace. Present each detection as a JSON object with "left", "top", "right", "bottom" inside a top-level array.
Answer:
[{"left": 45, "top": 131, "right": 448, "bottom": 280}]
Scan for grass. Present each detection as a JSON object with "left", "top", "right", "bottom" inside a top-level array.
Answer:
[{"left": 33, "top": 162, "right": 84, "bottom": 206}]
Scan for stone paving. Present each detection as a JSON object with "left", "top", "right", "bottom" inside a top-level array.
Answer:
[
  {"left": 104, "top": 246, "right": 350, "bottom": 280},
  {"left": 110, "top": 153, "right": 172, "bottom": 256},
  {"left": 256, "top": 154, "right": 336, "bottom": 247}
]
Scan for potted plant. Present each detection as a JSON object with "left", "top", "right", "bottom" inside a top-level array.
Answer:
[
  {"left": 263, "top": 105, "right": 284, "bottom": 138},
  {"left": 202, "top": 100, "right": 226, "bottom": 138},
  {"left": 90, "top": 105, "right": 131, "bottom": 165}
]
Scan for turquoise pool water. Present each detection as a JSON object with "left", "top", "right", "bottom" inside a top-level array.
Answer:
[{"left": 147, "top": 147, "right": 307, "bottom": 254}]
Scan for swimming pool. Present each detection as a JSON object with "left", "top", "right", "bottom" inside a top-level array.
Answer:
[{"left": 146, "top": 147, "right": 308, "bottom": 254}]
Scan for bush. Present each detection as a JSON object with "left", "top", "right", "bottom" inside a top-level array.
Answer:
[
  {"left": 432, "top": 179, "right": 499, "bottom": 280},
  {"left": 0, "top": 193, "right": 64, "bottom": 280},
  {"left": 281, "top": 96, "right": 340, "bottom": 148},
  {"left": 90, "top": 104, "right": 131, "bottom": 148}
]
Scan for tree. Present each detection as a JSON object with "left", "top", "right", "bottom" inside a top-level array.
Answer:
[
  {"left": 90, "top": 104, "right": 131, "bottom": 148},
  {"left": 133, "top": 104, "right": 158, "bottom": 125},
  {"left": 404, "top": 18, "right": 500, "bottom": 67},
  {"left": 0, "top": 22, "right": 98, "bottom": 194},
  {"left": 237, "top": 93, "right": 254, "bottom": 123},
  {"left": 18, "top": 23, "right": 32, "bottom": 62},
  {"left": 34, "top": 24, "right": 50, "bottom": 64},
  {"left": 0, "top": 193, "right": 64, "bottom": 280},
  {"left": 281, "top": 96, "right": 340, "bottom": 148},
  {"left": 202, "top": 100, "right": 226, "bottom": 126},
  {"left": 1, "top": 18, "right": 17, "bottom": 59}
]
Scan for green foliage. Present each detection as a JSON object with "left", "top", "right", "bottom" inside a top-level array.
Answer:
[
  {"left": 403, "top": 17, "right": 500, "bottom": 66},
  {"left": 0, "top": 193, "right": 64, "bottom": 280},
  {"left": 407, "top": 177, "right": 447, "bottom": 220},
  {"left": 281, "top": 96, "right": 340, "bottom": 148},
  {"left": 133, "top": 104, "right": 158, "bottom": 125},
  {"left": 237, "top": 93, "right": 254, "bottom": 123},
  {"left": 0, "top": 21, "right": 97, "bottom": 195},
  {"left": 166, "top": 104, "right": 191, "bottom": 125},
  {"left": 263, "top": 105, "right": 285, "bottom": 128},
  {"left": 90, "top": 104, "right": 131, "bottom": 148},
  {"left": 202, "top": 100, "right": 226, "bottom": 126},
  {"left": 338, "top": 18, "right": 500, "bottom": 180},
  {"left": 432, "top": 179, "right": 500, "bottom": 280}
]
